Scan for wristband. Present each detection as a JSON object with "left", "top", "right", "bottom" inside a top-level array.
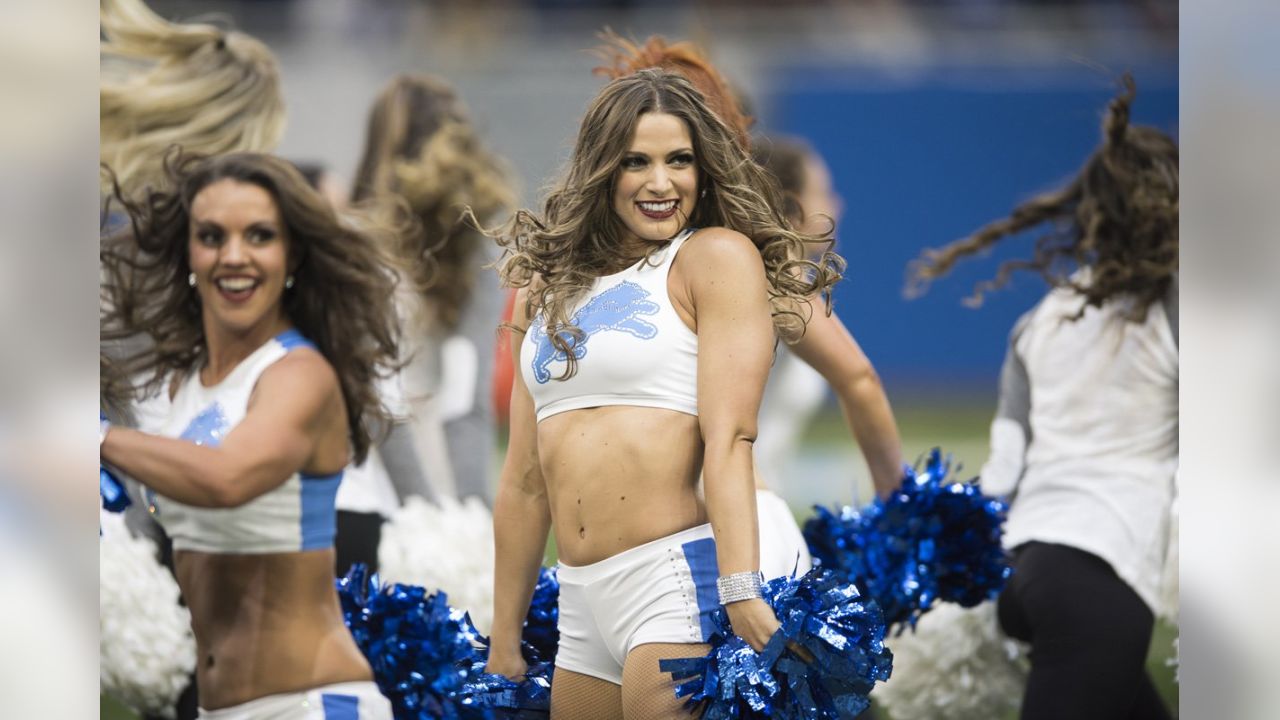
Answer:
[
  {"left": 100, "top": 415, "right": 111, "bottom": 447},
  {"left": 716, "top": 571, "right": 764, "bottom": 605}
]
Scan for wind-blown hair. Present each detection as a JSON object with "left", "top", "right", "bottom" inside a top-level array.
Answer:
[
  {"left": 101, "top": 152, "right": 408, "bottom": 463},
  {"left": 492, "top": 68, "right": 843, "bottom": 379},
  {"left": 906, "top": 74, "right": 1178, "bottom": 322},
  {"left": 352, "top": 75, "right": 516, "bottom": 331},
  {"left": 753, "top": 135, "right": 816, "bottom": 225},
  {"left": 100, "top": 0, "right": 286, "bottom": 197},
  {"left": 592, "top": 30, "right": 753, "bottom": 151}
]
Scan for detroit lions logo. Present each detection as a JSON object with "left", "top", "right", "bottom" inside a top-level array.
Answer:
[
  {"left": 179, "top": 402, "right": 229, "bottom": 447},
  {"left": 530, "top": 281, "right": 660, "bottom": 384},
  {"left": 148, "top": 402, "right": 229, "bottom": 514}
]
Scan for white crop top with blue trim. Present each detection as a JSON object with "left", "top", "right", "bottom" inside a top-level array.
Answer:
[
  {"left": 146, "top": 329, "right": 343, "bottom": 554},
  {"left": 521, "top": 228, "right": 699, "bottom": 422}
]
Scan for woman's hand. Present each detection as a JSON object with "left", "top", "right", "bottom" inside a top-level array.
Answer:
[
  {"left": 483, "top": 648, "right": 528, "bottom": 681},
  {"left": 724, "top": 597, "right": 781, "bottom": 652}
]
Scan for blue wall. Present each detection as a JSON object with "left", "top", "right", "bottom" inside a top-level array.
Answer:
[{"left": 764, "top": 64, "right": 1177, "bottom": 398}]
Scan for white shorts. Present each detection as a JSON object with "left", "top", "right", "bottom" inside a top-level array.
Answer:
[
  {"left": 757, "top": 489, "right": 813, "bottom": 580},
  {"left": 198, "top": 681, "right": 391, "bottom": 719},
  {"left": 555, "top": 524, "right": 721, "bottom": 685}
]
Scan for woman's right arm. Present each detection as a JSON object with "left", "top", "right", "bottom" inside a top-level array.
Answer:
[
  {"left": 100, "top": 350, "right": 341, "bottom": 508},
  {"left": 485, "top": 287, "right": 552, "bottom": 679}
]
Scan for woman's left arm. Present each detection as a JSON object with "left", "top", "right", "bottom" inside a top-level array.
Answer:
[
  {"left": 101, "top": 351, "right": 340, "bottom": 508},
  {"left": 789, "top": 309, "right": 903, "bottom": 498},
  {"left": 686, "top": 228, "right": 782, "bottom": 651}
]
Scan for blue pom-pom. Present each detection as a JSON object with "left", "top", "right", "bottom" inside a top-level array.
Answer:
[
  {"left": 522, "top": 567, "right": 559, "bottom": 664},
  {"left": 337, "top": 564, "right": 488, "bottom": 719},
  {"left": 660, "top": 569, "right": 892, "bottom": 719},
  {"left": 456, "top": 566, "right": 558, "bottom": 717},
  {"left": 101, "top": 465, "right": 131, "bottom": 513},
  {"left": 457, "top": 661, "right": 553, "bottom": 719},
  {"left": 804, "top": 448, "right": 1012, "bottom": 629},
  {"left": 800, "top": 504, "right": 869, "bottom": 589}
]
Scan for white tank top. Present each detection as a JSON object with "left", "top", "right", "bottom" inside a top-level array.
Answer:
[
  {"left": 521, "top": 228, "right": 699, "bottom": 422},
  {"left": 146, "top": 329, "right": 343, "bottom": 554},
  {"left": 1003, "top": 284, "right": 1178, "bottom": 611}
]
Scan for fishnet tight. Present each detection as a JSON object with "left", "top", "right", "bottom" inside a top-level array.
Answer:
[{"left": 550, "top": 643, "right": 709, "bottom": 720}]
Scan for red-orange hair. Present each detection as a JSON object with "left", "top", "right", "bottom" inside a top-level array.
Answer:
[{"left": 592, "top": 30, "right": 753, "bottom": 151}]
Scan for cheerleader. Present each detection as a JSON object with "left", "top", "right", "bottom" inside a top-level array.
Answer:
[
  {"left": 351, "top": 74, "right": 517, "bottom": 504},
  {"left": 101, "top": 152, "right": 403, "bottom": 718},
  {"left": 100, "top": 4, "right": 289, "bottom": 714},
  {"left": 593, "top": 34, "right": 904, "bottom": 580},
  {"left": 908, "top": 75, "right": 1177, "bottom": 720},
  {"left": 482, "top": 69, "right": 842, "bottom": 718}
]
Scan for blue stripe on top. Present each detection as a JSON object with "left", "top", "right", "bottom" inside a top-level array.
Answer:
[
  {"left": 277, "top": 327, "right": 336, "bottom": 550},
  {"left": 320, "top": 692, "right": 359, "bottom": 719},
  {"left": 299, "top": 470, "right": 342, "bottom": 551},
  {"left": 681, "top": 537, "right": 721, "bottom": 642},
  {"left": 275, "top": 328, "right": 316, "bottom": 352}
]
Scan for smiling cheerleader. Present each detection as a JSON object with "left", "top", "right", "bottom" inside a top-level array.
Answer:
[{"left": 101, "top": 152, "right": 407, "bottom": 719}]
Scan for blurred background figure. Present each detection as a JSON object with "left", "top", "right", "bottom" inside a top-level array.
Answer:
[
  {"left": 293, "top": 158, "right": 434, "bottom": 578},
  {"left": 750, "top": 134, "right": 847, "bottom": 498},
  {"left": 352, "top": 75, "right": 516, "bottom": 505},
  {"left": 909, "top": 75, "right": 1177, "bottom": 720}
]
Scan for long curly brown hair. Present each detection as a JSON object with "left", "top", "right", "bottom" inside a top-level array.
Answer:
[
  {"left": 490, "top": 68, "right": 843, "bottom": 380},
  {"left": 101, "top": 151, "right": 410, "bottom": 463},
  {"left": 906, "top": 74, "right": 1178, "bottom": 322},
  {"left": 592, "top": 30, "right": 754, "bottom": 151},
  {"left": 352, "top": 75, "right": 516, "bottom": 331}
]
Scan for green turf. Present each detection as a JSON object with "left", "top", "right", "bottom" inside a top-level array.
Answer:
[{"left": 101, "top": 694, "right": 138, "bottom": 720}]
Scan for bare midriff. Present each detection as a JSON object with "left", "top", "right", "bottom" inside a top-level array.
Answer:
[
  {"left": 538, "top": 404, "right": 706, "bottom": 566},
  {"left": 174, "top": 548, "right": 372, "bottom": 710}
]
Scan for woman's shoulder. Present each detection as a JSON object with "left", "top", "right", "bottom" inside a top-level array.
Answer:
[
  {"left": 681, "top": 226, "right": 759, "bottom": 261},
  {"left": 678, "top": 226, "right": 764, "bottom": 279},
  {"left": 257, "top": 344, "right": 341, "bottom": 403}
]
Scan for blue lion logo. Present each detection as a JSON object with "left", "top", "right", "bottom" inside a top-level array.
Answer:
[
  {"left": 148, "top": 402, "right": 229, "bottom": 513},
  {"left": 179, "top": 403, "right": 229, "bottom": 447},
  {"left": 530, "top": 281, "right": 660, "bottom": 384}
]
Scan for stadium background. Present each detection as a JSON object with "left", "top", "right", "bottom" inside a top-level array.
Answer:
[{"left": 102, "top": 1, "right": 1178, "bottom": 716}]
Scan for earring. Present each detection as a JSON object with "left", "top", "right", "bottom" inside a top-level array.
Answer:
[
  {"left": 285, "top": 275, "right": 295, "bottom": 290},
  {"left": 187, "top": 272, "right": 196, "bottom": 287},
  {"left": 700, "top": 187, "right": 708, "bottom": 199}
]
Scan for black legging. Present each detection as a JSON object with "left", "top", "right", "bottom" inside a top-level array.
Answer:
[
  {"left": 997, "top": 542, "right": 1172, "bottom": 720},
  {"left": 334, "top": 509, "right": 384, "bottom": 578}
]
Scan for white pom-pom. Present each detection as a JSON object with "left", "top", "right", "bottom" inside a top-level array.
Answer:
[
  {"left": 100, "top": 512, "right": 196, "bottom": 718},
  {"left": 876, "top": 601, "right": 1028, "bottom": 720},
  {"left": 378, "top": 496, "right": 496, "bottom": 633}
]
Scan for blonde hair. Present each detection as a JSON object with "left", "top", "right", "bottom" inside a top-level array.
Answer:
[
  {"left": 352, "top": 75, "right": 516, "bottom": 331},
  {"left": 493, "top": 69, "right": 843, "bottom": 379},
  {"left": 100, "top": 0, "right": 286, "bottom": 197}
]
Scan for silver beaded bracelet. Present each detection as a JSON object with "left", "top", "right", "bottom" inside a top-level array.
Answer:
[{"left": 716, "top": 571, "right": 765, "bottom": 605}]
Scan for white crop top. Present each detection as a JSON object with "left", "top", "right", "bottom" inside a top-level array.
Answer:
[
  {"left": 146, "top": 329, "right": 342, "bottom": 554},
  {"left": 521, "top": 228, "right": 699, "bottom": 422}
]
